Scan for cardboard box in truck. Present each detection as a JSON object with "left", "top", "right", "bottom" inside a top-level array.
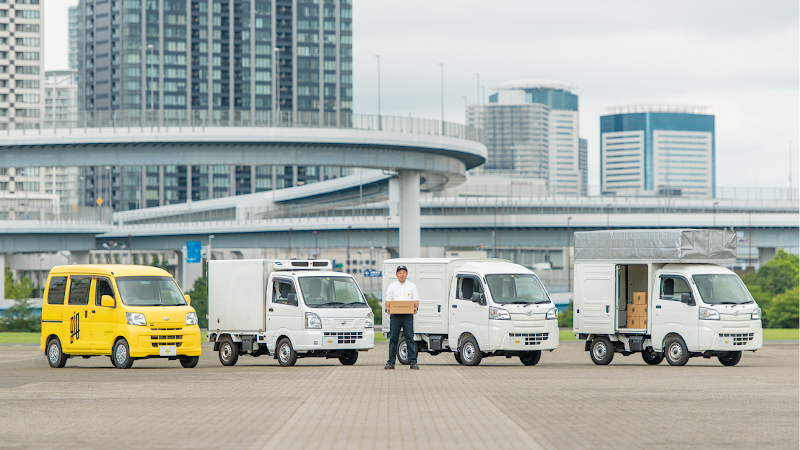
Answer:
[
  {"left": 627, "top": 304, "right": 647, "bottom": 316},
  {"left": 633, "top": 292, "right": 647, "bottom": 305}
]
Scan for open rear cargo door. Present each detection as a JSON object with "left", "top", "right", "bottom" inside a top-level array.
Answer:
[{"left": 575, "top": 263, "right": 616, "bottom": 334}]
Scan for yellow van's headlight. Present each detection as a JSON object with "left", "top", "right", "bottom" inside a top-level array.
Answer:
[
  {"left": 126, "top": 312, "right": 147, "bottom": 326},
  {"left": 186, "top": 312, "right": 198, "bottom": 325}
]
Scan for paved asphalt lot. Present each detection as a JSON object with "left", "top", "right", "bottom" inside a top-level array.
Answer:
[{"left": 0, "top": 341, "right": 796, "bottom": 450}]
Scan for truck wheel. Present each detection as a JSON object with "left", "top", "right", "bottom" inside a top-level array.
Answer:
[
  {"left": 46, "top": 338, "right": 67, "bottom": 368},
  {"left": 112, "top": 339, "right": 134, "bottom": 369},
  {"left": 718, "top": 351, "right": 742, "bottom": 366},
  {"left": 180, "top": 356, "right": 200, "bottom": 368},
  {"left": 339, "top": 350, "right": 358, "bottom": 366},
  {"left": 218, "top": 338, "right": 239, "bottom": 366},
  {"left": 590, "top": 337, "right": 614, "bottom": 365},
  {"left": 520, "top": 351, "right": 542, "bottom": 366},
  {"left": 454, "top": 352, "right": 463, "bottom": 364},
  {"left": 665, "top": 336, "right": 690, "bottom": 366},
  {"left": 277, "top": 338, "right": 297, "bottom": 367},
  {"left": 460, "top": 336, "right": 482, "bottom": 366},
  {"left": 397, "top": 340, "right": 415, "bottom": 366},
  {"left": 641, "top": 347, "right": 664, "bottom": 365}
]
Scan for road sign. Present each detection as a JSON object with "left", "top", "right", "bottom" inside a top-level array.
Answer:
[
  {"left": 363, "top": 270, "right": 382, "bottom": 278},
  {"left": 186, "top": 241, "right": 202, "bottom": 263}
]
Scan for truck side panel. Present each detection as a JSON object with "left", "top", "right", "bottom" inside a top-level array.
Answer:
[
  {"left": 415, "top": 263, "right": 448, "bottom": 334},
  {"left": 209, "top": 260, "right": 266, "bottom": 331},
  {"left": 574, "top": 263, "right": 616, "bottom": 335}
]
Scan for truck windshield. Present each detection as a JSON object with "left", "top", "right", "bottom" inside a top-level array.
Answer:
[
  {"left": 485, "top": 274, "right": 550, "bottom": 305},
  {"left": 299, "top": 277, "right": 368, "bottom": 308},
  {"left": 116, "top": 276, "right": 187, "bottom": 306},
  {"left": 692, "top": 274, "right": 754, "bottom": 305}
]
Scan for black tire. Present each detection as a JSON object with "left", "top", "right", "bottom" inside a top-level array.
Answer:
[
  {"left": 112, "top": 339, "right": 134, "bottom": 369},
  {"left": 454, "top": 352, "right": 463, "bottom": 364},
  {"left": 590, "top": 337, "right": 614, "bottom": 365},
  {"left": 718, "top": 351, "right": 742, "bottom": 366},
  {"left": 180, "top": 356, "right": 200, "bottom": 368},
  {"left": 665, "top": 336, "right": 690, "bottom": 366},
  {"left": 397, "top": 340, "right": 416, "bottom": 366},
  {"left": 218, "top": 338, "right": 239, "bottom": 366},
  {"left": 459, "top": 335, "right": 483, "bottom": 366},
  {"left": 46, "top": 338, "right": 67, "bottom": 368},
  {"left": 642, "top": 347, "right": 664, "bottom": 365},
  {"left": 520, "top": 351, "right": 542, "bottom": 366},
  {"left": 276, "top": 338, "right": 297, "bottom": 367},
  {"left": 338, "top": 350, "right": 358, "bottom": 366}
]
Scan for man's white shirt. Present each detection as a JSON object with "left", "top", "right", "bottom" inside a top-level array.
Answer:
[{"left": 385, "top": 280, "right": 419, "bottom": 304}]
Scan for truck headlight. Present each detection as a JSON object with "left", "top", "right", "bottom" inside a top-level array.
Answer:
[
  {"left": 365, "top": 311, "right": 374, "bottom": 328},
  {"left": 546, "top": 307, "right": 558, "bottom": 320},
  {"left": 186, "top": 312, "right": 198, "bottom": 326},
  {"left": 751, "top": 308, "right": 762, "bottom": 320},
  {"left": 126, "top": 312, "right": 147, "bottom": 326},
  {"left": 489, "top": 306, "right": 510, "bottom": 320},
  {"left": 699, "top": 307, "right": 720, "bottom": 320},
  {"left": 305, "top": 312, "right": 322, "bottom": 329}
]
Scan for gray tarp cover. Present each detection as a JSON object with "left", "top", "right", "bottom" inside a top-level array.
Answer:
[{"left": 573, "top": 229, "right": 737, "bottom": 263}]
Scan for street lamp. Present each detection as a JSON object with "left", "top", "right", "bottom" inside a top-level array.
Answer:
[
  {"left": 208, "top": 234, "right": 215, "bottom": 263},
  {"left": 606, "top": 203, "right": 613, "bottom": 230},
  {"left": 102, "top": 241, "right": 118, "bottom": 264},
  {"left": 147, "top": 44, "right": 154, "bottom": 122},
  {"left": 713, "top": 201, "right": 720, "bottom": 230},
  {"left": 287, "top": 228, "right": 293, "bottom": 259},
  {"left": 567, "top": 216, "right": 573, "bottom": 292},
  {"left": 313, "top": 230, "right": 319, "bottom": 259}
]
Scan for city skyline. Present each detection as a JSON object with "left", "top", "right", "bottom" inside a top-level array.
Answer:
[{"left": 44, "top": 0, "right": 800, "bottom": 190}]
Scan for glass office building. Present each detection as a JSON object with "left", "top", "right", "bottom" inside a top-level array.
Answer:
[{"left": 600, "top": 106, "right": 715, "bottom": 198}]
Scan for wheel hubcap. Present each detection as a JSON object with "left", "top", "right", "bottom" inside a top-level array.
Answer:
[
  {"left": 669, "top": 343, "right": 682, "bottom": 360},
  {"left": 399, "top": 342, "right": 407, "bottom": 360},
  {"left": 115, "top": 344, "right": 127, "bottom": 365},
  {"left": 221, "top": 344, "right": 231, "bottom": 361},
  {"left": 463, "top": 343, "right": 475, "bottom": 362},
  {"left": 48, "top": 343, "right": 58, "bottom": 364},
  {"left": 593, "top": 342, "right": 607, "bottom": 360},
  {"left": 280, "top": 344, "right": 290, "bottom": 362}
]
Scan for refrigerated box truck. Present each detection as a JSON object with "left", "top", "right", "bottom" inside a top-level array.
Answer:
[
  {"left": 573, "top": 229, "right": 763, "bottom": 366},
  {"left": 381, "top": 258, "right": 559, "bottom": 366},
  {"left": 208, "top": 259, "right": 375, "bottom": 366}
]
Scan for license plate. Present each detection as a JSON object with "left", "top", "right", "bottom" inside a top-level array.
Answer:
[
  {"left": 322, "top": 336, "right": 337, "bottom": 347},
  {"left": 510, "top": 335, "right": 525, "bottom": 347},
  {"left": 159, "top": 346, "right": 177, "bottom": 356},
  {"left": 719, "top": 336, "right": 735, "bottom": 347}
]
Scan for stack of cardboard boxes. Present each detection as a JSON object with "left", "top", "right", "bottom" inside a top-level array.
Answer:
[{"left": 626, "top": 292, "right": 647, "bottom": 329}]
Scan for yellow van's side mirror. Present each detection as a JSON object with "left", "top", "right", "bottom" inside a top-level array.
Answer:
[
  {"left": 184, "top": 294, "right": 191, "bottom": 306},
  {"left": 101, "top": 295, "right": 115, "bottom": 308}
]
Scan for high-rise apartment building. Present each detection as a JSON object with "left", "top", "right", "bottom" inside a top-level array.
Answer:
[
  {"left": 68, "top": 5, "right": 81, "bottom": 71},
  {"left": 468, "top": 80, "right": 584, "bottom": 196},
  {"left": 0, "top": 0, "right": 44, "bottom": 130},
  {"left": 45, "top": 70, "right": 79, "bottom": 127},
  {"left": 600, "top": 106, "right": 715, "bottom": 198}
]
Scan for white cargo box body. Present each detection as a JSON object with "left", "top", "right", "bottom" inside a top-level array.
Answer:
[{"left": 209, "top": 260, "right": 270, "bottom": 332}]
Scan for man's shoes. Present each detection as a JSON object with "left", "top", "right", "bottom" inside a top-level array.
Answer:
[
  {"left": 384, "top": 363, "right": 395, "bottom": 369},
  {"left": 410, "top": 363, "right": 419, "bottom": 370}
]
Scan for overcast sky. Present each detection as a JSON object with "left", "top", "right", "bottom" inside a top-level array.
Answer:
[{"left": 45, "top": 0, "right": 798, "bottom": 190}]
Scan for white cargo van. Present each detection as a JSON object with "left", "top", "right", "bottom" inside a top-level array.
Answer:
[
  {"left": 207, "top": 259, "right": 375, "bottom": 366},
  {"left": 573, "top": 230, "right": 763, "bottom": 366},
  {"left": 381, "top": 258, "right": 559, "bottom": 366}
]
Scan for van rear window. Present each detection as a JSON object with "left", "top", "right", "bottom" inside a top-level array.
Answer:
[{"left": 47, "top": 277, "right": 67, "bottom": 305}]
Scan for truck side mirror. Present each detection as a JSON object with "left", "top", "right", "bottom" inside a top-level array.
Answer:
[
  {"left": 287, "top": 293, "right": 297, "bottom": 306},
  {"left": 471, "top": 292, "right": 484, "bottom": 304},
  {"left": 681, "top": 293, "right": 694, "bottom": 306}
]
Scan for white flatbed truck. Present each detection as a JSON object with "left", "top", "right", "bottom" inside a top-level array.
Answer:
[
  {"left": 381, "top": 258, "right": 559, "bottom": 366},
  {"left": 573, "top": 229, "right": 763, "bottom": 366},
  {"left": 207, "top": 259, "right": 375, "bottom": 366}
]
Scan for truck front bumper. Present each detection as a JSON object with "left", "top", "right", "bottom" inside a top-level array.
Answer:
[
  {"left": 295, "top": 329, "right": 375, "bottom": 352},
  {"left": 698, "top": 320, "right": 763, "bottom": 351},
  {"left": 127, "top": 324, "right": 203, "bottom": 358},
  {"left": 489, "top": 319, "right": 559, "bottom": 351}
]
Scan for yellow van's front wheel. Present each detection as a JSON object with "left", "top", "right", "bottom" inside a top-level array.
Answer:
[
  {"left": 180, "top": 356, "right": 199, "bottom": 368},
  {"left": 113, "top": 339, "right": 134, "bottom": 369}
]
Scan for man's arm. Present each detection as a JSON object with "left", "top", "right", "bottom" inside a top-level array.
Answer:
[
  {"left": 384, "top": 284, "right": 394, "bottom": 314},
  {"left": 412, "top": 284, "right": 419, "bottom": 314}
]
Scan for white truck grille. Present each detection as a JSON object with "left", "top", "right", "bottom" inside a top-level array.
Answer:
[
  {"left": 509, "top": 333, "right": 549, "bottom": 346},
  {"left": 324, "top": 332, "right": 363, "bottom": 344},
  {"left": 719, "top": 333, "right": 754, "bottom": 346}
]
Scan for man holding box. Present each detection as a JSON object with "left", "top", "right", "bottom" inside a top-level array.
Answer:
[{"left": 384, "top": 265, "right": 419, "bottom": 370}]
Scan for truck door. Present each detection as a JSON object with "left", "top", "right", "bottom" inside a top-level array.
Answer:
[
  {"left": 449, "top": 274, "right": 489, "bottom": 349},
  {"left": 268, "top": 278, "right": 303, "bottom": 343},
  {"left": 90, "top": 277, "right": 118, "bottom": 352},
  {"left": 574, "top": 263, "right": 616, "bottom": 334},
  {"left": 63, "top": 276, "right": 92, "bottom": 353},
  {"left": 653, "top": 275, "right": 699, "bottom": 351}
]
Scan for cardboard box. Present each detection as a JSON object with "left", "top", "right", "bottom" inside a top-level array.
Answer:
[
  {"left": 626, "top": 316, "right": 647, "bottom": 329},
  {"left": 388, "top": 300, "right": 416, "bottom": 315},
  {"left": 633, "top": 292, "right": 647, "bottom": 305},
  {"left": 627, "top": 304, "right": 647, "bottom": 317}
]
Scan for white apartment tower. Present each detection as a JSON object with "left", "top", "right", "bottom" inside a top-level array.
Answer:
[{"left": 0, "top": 0, "right": 44, "bottom": 130}]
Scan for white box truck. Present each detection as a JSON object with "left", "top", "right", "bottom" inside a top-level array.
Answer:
[
  {"left": 207, "top": 259, "right": 375, "bottom": 366},
  {"left": 381, "top": 258, "right": 559, "bottom": 366},
  {"left": 573, "top": 229, "right": 763, "bottom": 366}
]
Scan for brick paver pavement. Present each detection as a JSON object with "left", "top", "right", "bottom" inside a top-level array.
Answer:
[{"left": 0, "top": 342, "right": 796, "bottom": 449}]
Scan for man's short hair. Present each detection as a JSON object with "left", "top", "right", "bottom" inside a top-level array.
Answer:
[{"left": 396, "top": 265, "right": 408, "bottom": 273}]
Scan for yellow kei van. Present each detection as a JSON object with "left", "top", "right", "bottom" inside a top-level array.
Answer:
[{"left": 41, "top": 265, "right": 202, "bottom": 369}]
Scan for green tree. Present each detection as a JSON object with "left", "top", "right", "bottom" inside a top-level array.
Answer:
[
  {"left": 765, "top": 286, "right": 799, "bottom": 329},
  {"left": 2, "top": 266, "right": 39, "bottom": 332},
  {"left": 150, "top": 254, "right": 160, "bottom": 267},
  {"left": 742, "top": 249, "right": 799, "bottom": 328},
  {"left": 185, "top": 275, "right": 208, "bottom": 329},
  {"left": 365, "top": 293, "right": 382, "bottom": 326},
  {"left": 558, "top": 301, "right": 573, "bottom": 328}
]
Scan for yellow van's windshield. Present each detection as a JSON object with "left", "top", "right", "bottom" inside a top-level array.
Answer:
[{"left": 116, "top": 276, "right": 187, "bottom": 306}]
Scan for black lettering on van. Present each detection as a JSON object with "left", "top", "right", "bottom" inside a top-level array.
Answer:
[{"left": 70, "top": 312, "right": 80, "bottom": 343}]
